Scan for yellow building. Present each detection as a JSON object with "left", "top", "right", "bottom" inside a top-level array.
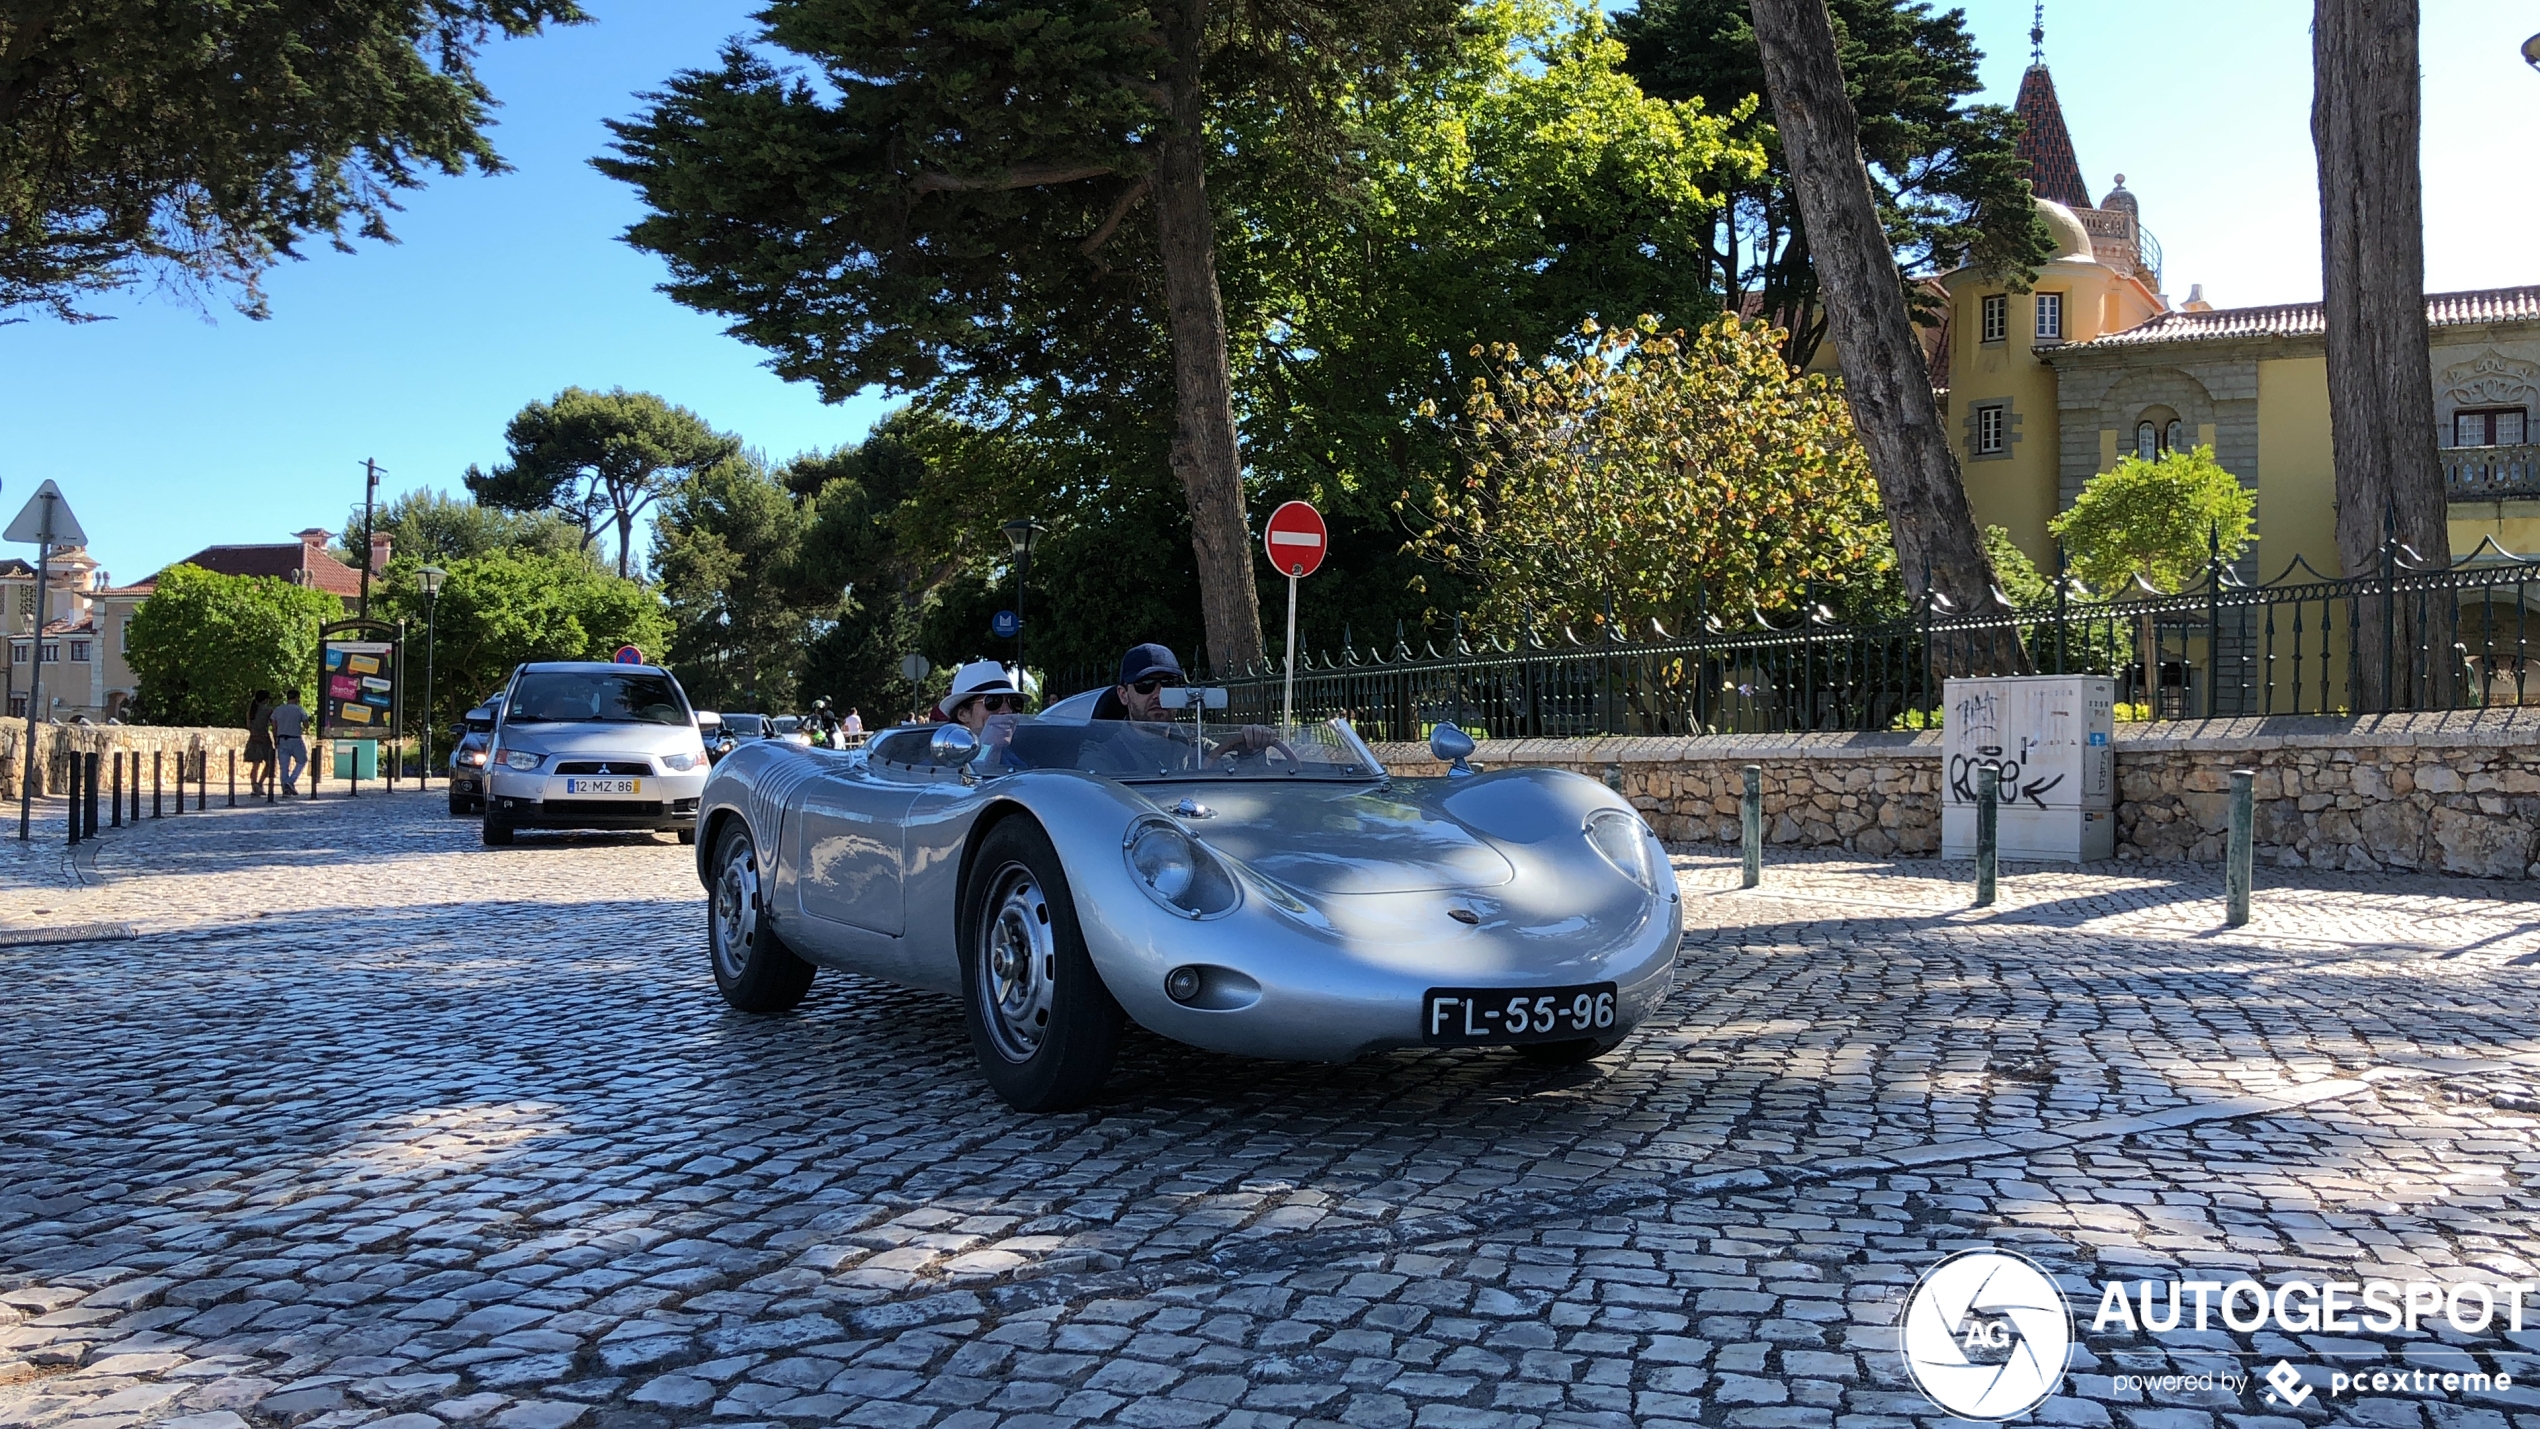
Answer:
[{"left": 1936, "top": 59, "right": 2540, "bottom": 582}]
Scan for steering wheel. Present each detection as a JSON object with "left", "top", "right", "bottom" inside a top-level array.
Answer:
[{"left": 1210, "top": 735, "right": 1298, "bottom": 770}]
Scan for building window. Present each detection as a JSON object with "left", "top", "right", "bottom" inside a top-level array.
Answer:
[
  {"left": 120, "top": 619, "right": 130, "bottom": 654},
  {"left": 14, "top": 586, "right": 29, "bottom": 621},
  {"left": 69, "top": 639, "right": 90, "bottom": 662},
  {"left": 2165, "top": 419, "right": 2185, "bottom": 453},
  {"left": 40, "top": 642, "right": 59, "bottom": 663},
  {"left": 1975, "top": 404, "right": 2007, "bottom": 455},
  {"left": 2034, "top": 292, "right": 2064, "bottom": 341},
  {"left": 1980, "top": 294, "right": 2008, "bottom": 343},
  {"left": 2456, "top": 408, "right": 2528, "bottom": 448},
  {"left": 8, "top": 641, "right": 23, "bottom": 664},
  {"left": 2136, "top": 422, "right": 2157, "bottom": 460},
  {"left": 6, "top": 696, "right": 22, "bottom": 719}
]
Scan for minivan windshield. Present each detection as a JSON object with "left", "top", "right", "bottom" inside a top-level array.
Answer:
[{"left": 506, "top": 670, "right": 690, "bottom": 726}]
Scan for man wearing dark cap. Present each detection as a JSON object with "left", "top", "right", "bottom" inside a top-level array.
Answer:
[{"left": 1089, "top": 642, "right": 1185, "bottom": 722}]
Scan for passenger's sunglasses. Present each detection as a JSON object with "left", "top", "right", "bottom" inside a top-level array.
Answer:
[
  {"left": 975, "top": 694, "right": 1025, "bottom": 712},
  {"left": 1130, "top": 676, "right": 1184, "bottom": 695}
]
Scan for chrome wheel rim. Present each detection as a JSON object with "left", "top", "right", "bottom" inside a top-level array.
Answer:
[
  {"left": 976, "top": 864, "right": 1055, "bottom": 1063},
  {"left": 712, "top": 840, "right": 758, "bottom": 981}
]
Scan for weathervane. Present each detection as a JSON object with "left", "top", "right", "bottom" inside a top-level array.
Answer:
[{"left": 2030, "top": 2, "right": 2045, "bottom": 65}]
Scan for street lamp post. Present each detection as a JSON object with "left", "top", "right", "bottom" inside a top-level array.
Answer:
[
  {"left": 417, "top": 565, "right": 445, "bottom": 789},
  {"left": 1000, "top": 518, "right": 1045, "bottom": 687}
]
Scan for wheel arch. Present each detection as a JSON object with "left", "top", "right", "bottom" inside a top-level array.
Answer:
[
  {"left": 953, "top": 798, "right": 1045, "bottom": 954},
  {"left": 696, "top": 803, "right": 752, "bottom": 890}
]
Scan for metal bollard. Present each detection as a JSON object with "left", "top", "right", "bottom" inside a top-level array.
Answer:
[
  {"left": 84, "top": 752, "right": 99, "bottom": 838},
  {"left": 2226, "top": 767, "right": 2255, "bottom": 927},
  {"left": 228, "top": 751, "right": 237, "bottom": 807},
  {"left": 153, "top": 751, "right": 163, "bottom": 818},
  {"left": 110, "top": 753, "right": 122, "bottom": 829},
  {"left": 1740, "top": 764, "right": 1763, "bottom": 889},
  {"left": 130, "top": 752, "right": 142, "bottom": 824},
  {"left": 1974, "top": 761, "right": 2000, "bottom": 908},
  {"left": 65, "top": 754, "right": 80, "bottom": 847},
  {"left": 194, "top": 751, "right": 205, "bottom": 812}
]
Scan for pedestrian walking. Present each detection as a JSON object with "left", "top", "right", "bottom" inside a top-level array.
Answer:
[
  {"left": 843, "top": 707, "right": 864, "bottom": 747},
  {"left": 272, "top": 689, "right": 311, "bottom": 795},
  {"left": 243, "top": 689, "right": 276, "bottom": 796}
]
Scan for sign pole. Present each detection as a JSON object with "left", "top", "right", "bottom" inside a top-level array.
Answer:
[
  {"left": 17, "top": 499, "right": 53, "bottom": 840},
  {"left": 1282, "top": 569, "right": 1300, "bottom": 731}
]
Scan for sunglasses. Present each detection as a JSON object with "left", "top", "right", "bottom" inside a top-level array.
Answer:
[
  {"left": 972, "top": 694, "right": 1025, "bottom": 712},
  {"left": 1130, "top": 676, "right": 1184, "bottom": 695}
]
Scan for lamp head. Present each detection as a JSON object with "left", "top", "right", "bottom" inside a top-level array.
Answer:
[
  {"left": 417, "top": 564, "right": 447, "bottom": 595},
  {"left": 1001, "top": 517, "right": 1045, "bottom": 559}
]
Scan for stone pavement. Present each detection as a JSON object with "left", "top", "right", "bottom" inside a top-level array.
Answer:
[{"left": 3, "top": 793, "right": 2538, "bottom": 1429}]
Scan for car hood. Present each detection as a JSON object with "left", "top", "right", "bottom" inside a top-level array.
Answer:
[
  {"left": 497, "top": 722, "right": 701, "bottom": 757},
  {"left": 1165, "top": 782, "right": 1516, "bottom": 894}
]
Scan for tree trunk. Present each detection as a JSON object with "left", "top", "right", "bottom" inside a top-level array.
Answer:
[
  {"left": 1152, "top": 0, "right": 1266, "bottom": 675},
  {"left": 2314, "top": 0, "right": 2451, "bottom": 711},
  {"left": 1747, "top": 0, "right": 2018, "bottom": 675},
  {"left": 615, "top": 506, "right": 635, "bottom": 580}
]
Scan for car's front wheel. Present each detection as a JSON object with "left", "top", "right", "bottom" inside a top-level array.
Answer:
[
  {"left": 960, "top": 818, "right": 1122, "bottom": 1112},
  {"left": 709, "top": 821, "right": 814, "bottom": 1012},
  {"left": 481, "top": 818, "right": 514, "bottom": 846}
]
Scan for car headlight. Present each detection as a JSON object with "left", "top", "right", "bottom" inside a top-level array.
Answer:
[
  {"left": 459, "top": 750, "right": 487, "bottom": 767},
  {"left": 1585, "top": 808, "right": 1659, "bottom": 892},
  {"left": 661, "top": 753, "right": 700, "bottom": 771},
  {"left": 501, "top": 750, "right": 545, "bottom": 771},
  {"left": 1125, "top": 818, "right": 1240, "bottom": 919}
]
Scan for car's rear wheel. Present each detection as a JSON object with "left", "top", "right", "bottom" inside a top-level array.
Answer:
[
  {"left": 709, "top": 821, "right": 814, "bottom": 1012},
  {"left": 448, "top": 792, "right": 476, "bottom": 817},
  {"left": 481, "top": 818, "right": 514, "bottom": 846},
  {"left": 960, "top": 818, "right": 1121, "bottom": 1112},
  {"left": 1518, "top": 1034, "right": 1627, "bottom": 1067}
]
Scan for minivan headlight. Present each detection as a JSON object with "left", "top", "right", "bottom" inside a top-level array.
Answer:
[
  {"left": 501, "top": 750, "right": 545, "bottom": 771},
  {"left": 661, "top": 753, "right": 700, "bottom": 771},
  {"left": 1585, "top": 808, "right": 1658, "bottom": 892},
  {"left": 1125, "top": 818, "right": 1240, "bottom": 919}
]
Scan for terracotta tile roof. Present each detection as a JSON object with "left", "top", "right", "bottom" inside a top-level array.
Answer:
[
  {"left": 2015, "top": 65, "right": 2092, "bottom": 210},
  {"left": 2068, "top": 285, "right": 2540, "bottom": 350},
  {"left": 170, "top": 543, "right": 363, "bottom": 598},
  {"left": 0, "top": 559, "right": 32, "bottom": 578}
]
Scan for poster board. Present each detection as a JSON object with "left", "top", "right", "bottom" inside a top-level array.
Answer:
[{"left": 321, "top": 640, "right": 397, "bottom": 736}]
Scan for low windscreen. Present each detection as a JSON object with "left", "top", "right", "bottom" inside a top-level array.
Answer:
[
  {"left": 506, "top": 671, "right": 689, "bottom": 726},
  {"left": 988, "top": 717, "right": 1383, "bottom": 781},
  {"left": 722, "top": 714, "right": 766, "bottom": 737}
]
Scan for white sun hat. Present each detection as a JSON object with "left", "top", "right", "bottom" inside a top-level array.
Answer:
[{"left": 937, "top": 659, "right": 1021, "bottom": 718}]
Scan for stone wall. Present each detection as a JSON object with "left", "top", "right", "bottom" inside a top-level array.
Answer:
[
  {"left": 1370, "top": 707, "right": 2540, "bottom": 879},
  {"left": 0, "top": 725, "right": 287, "bottom": 802}
]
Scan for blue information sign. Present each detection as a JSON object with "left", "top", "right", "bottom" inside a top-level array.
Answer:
[{"left": 991, "top": 610, "right": 1021, "bottom": 638}]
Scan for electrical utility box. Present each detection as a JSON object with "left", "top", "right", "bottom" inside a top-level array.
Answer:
[{"left": 1940, "top": 675, "right": 2118, "bottom": 863}]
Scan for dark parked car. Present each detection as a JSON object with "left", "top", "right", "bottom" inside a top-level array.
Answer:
[
  {"left": 707, "top": 712, "right": 768, "bottom": 764},
  {"left": 447, "top": 694, "right": 503, "bottom": 815}
]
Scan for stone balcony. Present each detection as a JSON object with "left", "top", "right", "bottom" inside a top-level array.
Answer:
[{"left": 2445, "top": 443, "right": 2540, "bottom": 502}]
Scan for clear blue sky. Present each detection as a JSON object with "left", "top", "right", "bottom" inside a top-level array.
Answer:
[{"left": 4, "top": 0, "right": 2533, "bottom": 585}]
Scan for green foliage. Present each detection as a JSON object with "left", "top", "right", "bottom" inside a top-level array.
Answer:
[
  {"left": 2049, "top": 446, "right": 2257, "bottom": 594},
  {"left": 465, "top": 387, "right": 742, "bottom": 578},
  {"left": 651, "top": 457, "right": 817, "bottom": 713},
  {"left": 373, "top": 550, "right": 670, "bottom": 735},
  {"left": 1983, "top": 526, "right": 2049, "bottom": 607},
  {"left": 1412, "top": 314, "right": 1889, "bottom": 635},
  {"left": 346, "top": 488, "right": 586, "bottom": 564},
  {"left": 1613, "top": 0, "right": 2050, "bottom": 365},
  {"left": 125, "top": 565, "right": 342, "bottom": 726},
  {"left": 0, "top": 0, "right": 588, "bottom": 321}
]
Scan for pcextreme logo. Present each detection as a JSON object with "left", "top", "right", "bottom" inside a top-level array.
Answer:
[{"left": 1900, "top": 1250, "right": 2075, "bottom": 1420}]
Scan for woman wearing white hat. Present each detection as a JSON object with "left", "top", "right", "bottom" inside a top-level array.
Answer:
[{"left": 938, "top": 659, "right": 1029, "bottom": 765}]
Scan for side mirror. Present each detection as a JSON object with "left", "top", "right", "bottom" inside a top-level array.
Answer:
[
  {"left": 1430, "top": 723, "right": 1477, "bottom": 777},
  {"left": 1156, "top": 686, "right": 1230, "bottom": 711},
  {"left": 928, "top": 724, "right": 979, "bottom": 766}
]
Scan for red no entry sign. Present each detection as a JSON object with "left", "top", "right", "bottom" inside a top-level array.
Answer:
[{"left": 1263, "top": 501, "right": 1328, "bottom": 578}]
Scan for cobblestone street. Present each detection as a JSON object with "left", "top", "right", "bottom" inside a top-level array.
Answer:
[{"left": 4, "top": 791, "right": 2538, "bottom": 1429}]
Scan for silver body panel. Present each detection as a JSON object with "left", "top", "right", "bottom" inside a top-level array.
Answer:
[{"left": 694, "top": 727, "right": 1683, "bottom": 1061}]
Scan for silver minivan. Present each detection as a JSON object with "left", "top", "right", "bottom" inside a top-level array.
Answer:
[{"left": 479, "top": 662, "right": 711, "bottom": 846}]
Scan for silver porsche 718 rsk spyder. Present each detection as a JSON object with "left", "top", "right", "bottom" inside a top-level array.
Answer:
[{"left": 692, "top": 691, "right": 1682, "bottom": 1111}]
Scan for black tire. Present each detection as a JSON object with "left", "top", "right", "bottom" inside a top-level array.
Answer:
[
  {"left": 708, "top": 821, "right": 815, "bottom": 1013},
  {"left": 448, "top": 793, "right": 473, "bottom": 817},
  {"left": 959, "top": 818, "right": 1122, "bottom": 1112},
  {"left": 481, "top": 818, "right": 514, "bottom": 846},
  {"left": 676, "top": 825, "right": 698, "bottom": 846},
  {"left": 1518, "top": 1034, "right": 1627, "bottom": 1067}
]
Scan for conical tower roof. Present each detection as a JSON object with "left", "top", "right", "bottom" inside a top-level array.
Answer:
[{"left": 2014, "top": 63, "right": 2091, "bottom": 211}]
